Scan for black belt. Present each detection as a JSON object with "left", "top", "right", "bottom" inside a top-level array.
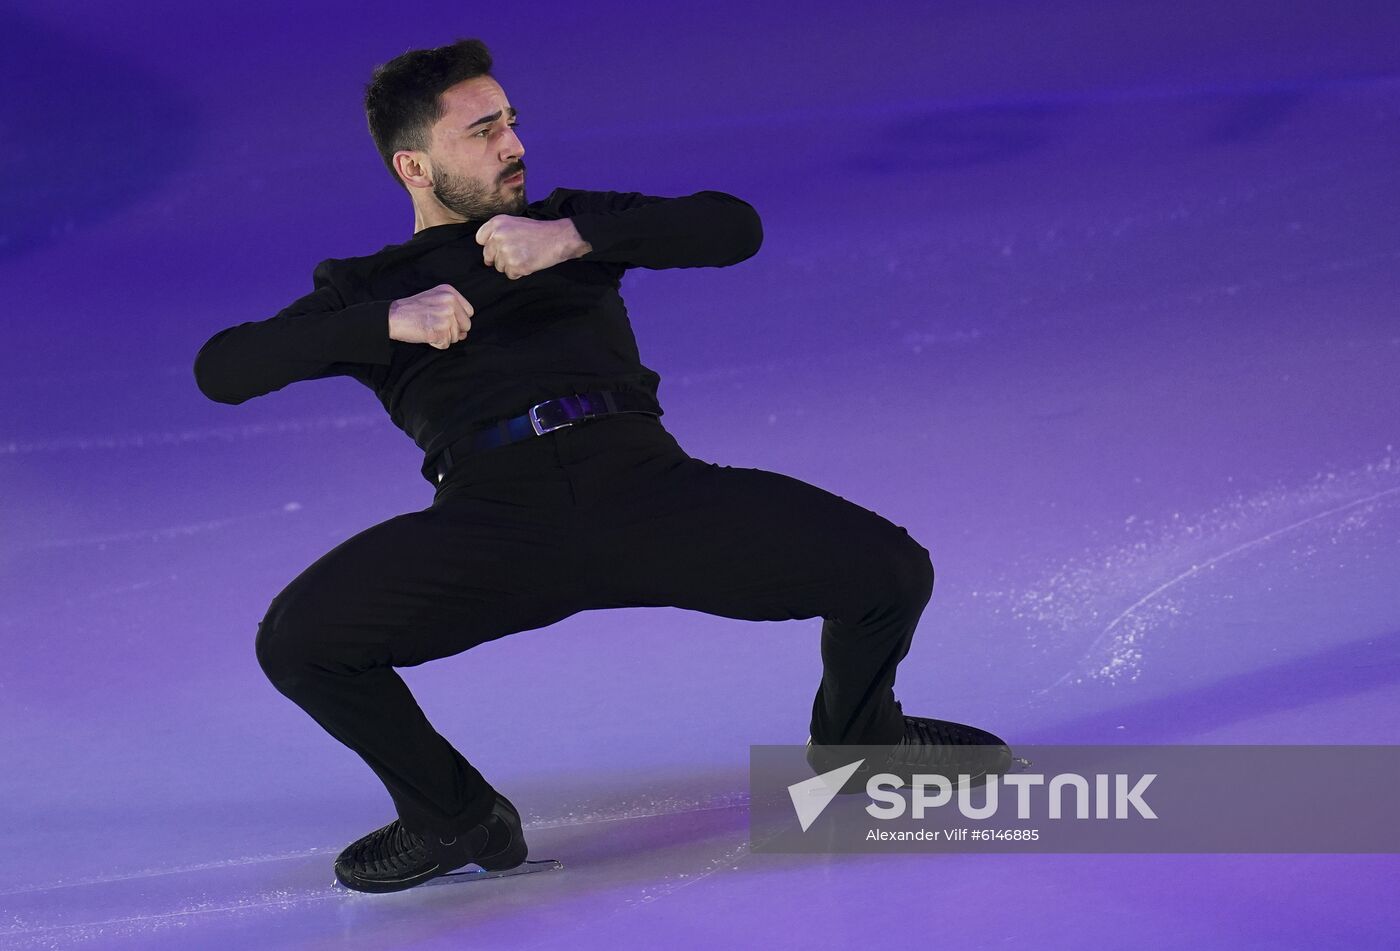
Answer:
[{"left": 426, "top": 389, "right": 660, "bottom": 485}]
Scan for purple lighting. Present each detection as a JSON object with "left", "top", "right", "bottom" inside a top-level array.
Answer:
[{"left": 2, "top": 0, "right": 1398, "bottom": 948}]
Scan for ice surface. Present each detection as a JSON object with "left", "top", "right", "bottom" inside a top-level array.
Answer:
[{"left": 2, "top": 0, "right": 1398, "bottom": 947}]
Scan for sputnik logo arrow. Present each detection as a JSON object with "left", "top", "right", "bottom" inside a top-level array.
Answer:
[{"left": 787, "top": 759, "right": 865, "bottom": 832}]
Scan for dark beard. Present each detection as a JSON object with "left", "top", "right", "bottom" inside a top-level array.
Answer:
[{"left": 432, "top": 164, "right": 527, "bottom": 221}]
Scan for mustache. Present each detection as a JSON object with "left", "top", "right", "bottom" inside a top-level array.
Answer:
[{"left": 502, "top": 164, "right": 525, "bottom": 180}]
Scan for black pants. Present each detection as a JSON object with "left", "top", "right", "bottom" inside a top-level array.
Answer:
[{"left": 255, "top": 412, "right": 934, "bottom": 838}]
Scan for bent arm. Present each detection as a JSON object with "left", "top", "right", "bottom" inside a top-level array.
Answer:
[
  {"left": 193, "top": 263, "right": 395, "bottom": 405},
  {"left": 557, "top": 189, "right": 763, "bottom": 270}
]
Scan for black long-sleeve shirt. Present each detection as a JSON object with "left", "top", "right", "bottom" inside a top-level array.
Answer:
[{"left": 193, "top": 188, "right": 763, "bottom": 485}]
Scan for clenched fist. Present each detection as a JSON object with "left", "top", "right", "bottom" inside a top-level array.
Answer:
[
  {"left": 476, "top": 215, "right": 592, "bottom": 280},
  {"left": 388, "top": 283, "right": 474, "bottom": 350}
]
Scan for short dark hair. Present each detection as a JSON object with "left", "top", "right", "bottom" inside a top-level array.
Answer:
[{"left": 364, "top": 38, "right": 494, "bottom": 191}]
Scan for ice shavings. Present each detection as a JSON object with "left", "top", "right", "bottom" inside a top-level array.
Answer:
[{"left": 975, "top": 451, "right": 1400, "bottom": 690}]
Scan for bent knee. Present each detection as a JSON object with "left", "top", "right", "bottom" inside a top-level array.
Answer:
[
  {"left": 834, "top": 534, "right": 934, "bottom": 627},
  {"left": 255, "top": 606, "right": 317, "bottom": 685},
  {"left": 255, "top": 616, "right": 290, "bottom": 681},
  {"left": 891, "top": 535, "right": 935, "bottom": 604},
  {"left": 859, "top": 523, "right": 933, "bottom": 600},
  {"left": 848, "top": 528, "right": 934, "bottom": 609}
]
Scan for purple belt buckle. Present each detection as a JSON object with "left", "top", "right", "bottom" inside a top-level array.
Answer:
[{"left": 528, "top": 394, "right": 591, "bottom": 435}]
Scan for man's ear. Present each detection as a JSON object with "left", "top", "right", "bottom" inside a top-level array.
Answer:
[{"left": 395, "top": 151, "right": 431, "bottom": 189}]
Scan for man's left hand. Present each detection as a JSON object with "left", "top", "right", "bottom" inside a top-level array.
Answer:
[{"left": 476, "top": 216, "right": 591, "bottom": 280}]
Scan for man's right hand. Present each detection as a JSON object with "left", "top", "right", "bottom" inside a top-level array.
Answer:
[{"left": 388, "top": 284, "right": 474, "bottom": 350}]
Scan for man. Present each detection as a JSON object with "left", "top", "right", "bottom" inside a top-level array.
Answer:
[{"left": 194, "top": 37, "right": 1012, "bottom": 894}]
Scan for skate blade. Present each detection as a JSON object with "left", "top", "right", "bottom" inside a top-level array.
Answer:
[
  {"left": 331, "top": 859, "right": 564, "bottom": 891},
  {"left": 425, "top": 858, "right": 564, "bottom": 887}
]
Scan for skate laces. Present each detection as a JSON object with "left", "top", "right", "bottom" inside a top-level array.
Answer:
[
  {"left": 356, "top": 820, "right": 428, "bottom": 875},
  {"left": 889, "top": 717, "right": 981, "bottom": 769}
]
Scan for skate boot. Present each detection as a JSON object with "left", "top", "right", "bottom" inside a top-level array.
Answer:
[
  {"left": 333, "top": 792, "right": 528, "bottom": 893},
  {"left": 806, "top": 713, "right": 1014, "bottom": 796}
]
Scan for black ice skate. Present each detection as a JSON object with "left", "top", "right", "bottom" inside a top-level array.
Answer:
[
  {"left": 333, "top": 792, "right": 529, "bottom": 893},
  {"left": 806, "top": 712, "right": 1019, "bottom": 796}
]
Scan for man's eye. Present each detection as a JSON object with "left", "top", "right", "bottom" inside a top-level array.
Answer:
[{"left": 477, "top": 122, "right": 520, "bottom": 138}]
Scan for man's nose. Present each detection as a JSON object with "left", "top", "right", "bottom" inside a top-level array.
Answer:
[{"left": 501, "top": 126, "right": 524, "bottom": 160}]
